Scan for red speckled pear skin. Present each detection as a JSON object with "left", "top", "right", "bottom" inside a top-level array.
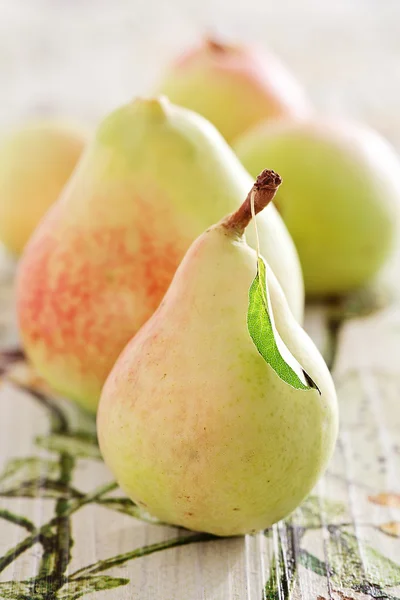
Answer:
[
  {"left": 16, "top": 98, "right": 303, "bottom": 412},
  {"left": 17, "top": 176, "right": 186, "bottom": 412}
]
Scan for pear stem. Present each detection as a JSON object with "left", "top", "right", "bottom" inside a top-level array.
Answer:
[
  {"left": 222, "top": 169, "right": 282, "bottom": 235},
  {"left": 205, "top": 37, "right": 227, "bottom": 54}
]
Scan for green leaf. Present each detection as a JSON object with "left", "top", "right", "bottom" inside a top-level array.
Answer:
[
  {"left": 0, "top": 577, "right": 129, "bottom": 600},
  {"left": 35, "top": 434, "right": 101, "bottom": 460},
  {"left": 0, "top": 581, "right": 37, "bottom": 600},
  {"left": 0, "top": 458, "right": 59, "bottom": 493},
  {"left": 71, "top": 534, "right": 214, "bottom": 579},
  {"left": 264, "top": 561, "right": 280, "bottom": 600},
  {"left": 264, "top": 522, "right": 298, "bottom": 600},
  {"left": 0, "top": 457, "right": 59, "bottom": 483},
  {"left": 1, "top": 479, "right": 80, "bottom": 500},
  {"left": 298, "top": 549, "right": 327, "bottom": 577},
  {"left": 58, "top": 576, "right": 129, "bottom": 600},
  {"left": 264, "top": 550, "right": 296, "bottom": 600},
  {"left": 293, "top": 495, "right": 346, "bottom": 529},
  {"left": 0, "top": 455, "right": 81, "bottom": 499},
  {"left": 98, "top": 497, "right": 161, "bottom": 524},
  {"left": 247, "top": 257, "right": 320, "bottom": 392},
  {"left": 0, "top": 509, "right": 35, "bottom": 532},
  {"left": 329, "top": 530, "right": 400, "bottom": 588}
]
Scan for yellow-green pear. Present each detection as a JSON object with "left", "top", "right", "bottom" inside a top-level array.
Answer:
[
  {"left": 235, "top": 118, "right": 400, "bottom": 295},
  {"left": 157, "top": 38, "right": 310, "bottom": 144},
  {"left": 17, "top": 98, "right": 303, "bottom": 413},
  {"left": 0, "top": 120, "right": 88, "bottom": 255},
  {"left": 98, "top": 170, "right": 338, "bottom": 536}
]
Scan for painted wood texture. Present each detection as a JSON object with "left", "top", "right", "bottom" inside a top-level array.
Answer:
[
  {"left": 0, "top": 239, "right": 400, "bottom": 600},
  {"left": 1, "top": 2, "right": 400, "bottom": 598}
]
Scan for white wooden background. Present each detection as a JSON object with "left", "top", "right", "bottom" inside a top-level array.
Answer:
[{"left": 0, "top": 1, "right": 400, "bottom": 599}]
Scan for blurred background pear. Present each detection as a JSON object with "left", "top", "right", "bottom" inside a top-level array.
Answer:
[
  {"left": 0, "top": 120, "right": 88, "bottom": 255},
  {"left": 157, "top": 38, "right": 310, "bottom": 145},
  {"left": 236, "top": 118, "right": 400, "bottom": 295}
]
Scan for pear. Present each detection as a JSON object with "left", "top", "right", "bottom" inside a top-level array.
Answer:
[
  {"left": 235, "top": 118, "right": 400, "bottom": 296},
  {"left": 157, "top": 38, "right": 310, "bottom": 144},
  {"left": 16, "top": 98, "right": 303, "bottom": 413},
  {"left": 0, "top": 120, "right": 88, "bottom": 255},
  {"left": 97, "top": 170, "right": 338, "bottom": 537}
]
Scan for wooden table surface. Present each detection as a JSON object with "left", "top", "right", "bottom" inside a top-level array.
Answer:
[{"left": 0, "top": 1, "right": 400, "bottom": 599}]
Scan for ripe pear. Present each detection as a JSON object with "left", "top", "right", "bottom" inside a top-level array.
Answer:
[
  {"left": 235, "top": 118, "right": 400, "bottom": 296},
  {"left": 97, "top": 170, "right": 338, "bottom": 537},
  {"left": 157, "top": 38, "right": 310, "bottom": 144},
  {"left": 17, "top": 98, "right": 303, "bottom": 413},
  {"left": 0, "top": 120, "right": 88, "bottom": 255}
]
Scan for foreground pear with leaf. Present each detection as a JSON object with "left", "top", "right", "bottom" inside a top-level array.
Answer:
[
  {"left": 98, "top": 170, "right": 338, "bottom": 537},
  {"left": 16, "top": 98, "right": 303, "bottom": 413}
]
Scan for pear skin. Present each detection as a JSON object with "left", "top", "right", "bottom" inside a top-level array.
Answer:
[
  {"left": 17, "top": 99, "right": 303, "bottom": 412},
  {"left": 236, "top": 118, "right": 400, "bottom": 295},
  {"left": 97, "top": 171, "right": 338, "bottom": 536},
  {"left": 0, "top": 120, "right": 88, "bottom": 255},
  {"left": 157, "top": 38, "right": 310, "bottom": 144}
]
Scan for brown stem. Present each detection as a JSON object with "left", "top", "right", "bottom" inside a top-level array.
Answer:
[
  {"left": 205, "top": 37, "right": 227, "bottom": 54},
  {"left": 223, "top": 169, "right": 282, "bottom": 235}
]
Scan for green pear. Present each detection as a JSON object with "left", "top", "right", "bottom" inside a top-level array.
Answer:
[
  {"left": 17, "top": 98, "right": 303, "bottom": 413},
  {"left": 0, "top": 120, "right": 88, "bottom": 255},
  {"left": 97, "top": 170, "right": 338, "bottom": 537},
  {"left": 157, "top": 38, "right": 310, "bottom": 144},
  {"left": 235, "top": 118, "right": 400, "bottom": 295}
]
